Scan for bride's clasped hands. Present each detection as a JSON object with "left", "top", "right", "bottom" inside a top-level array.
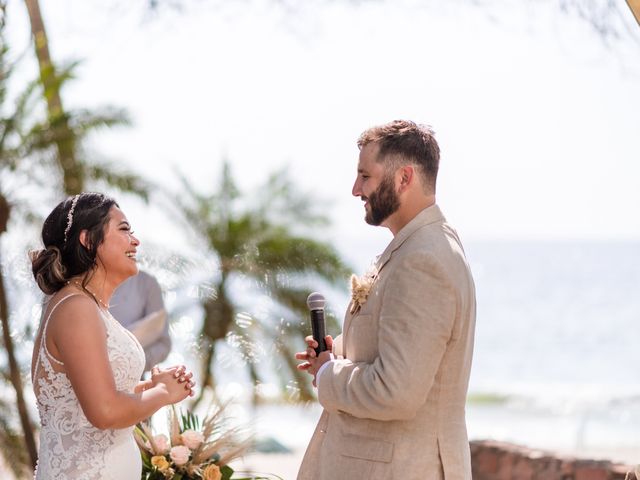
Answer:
[{"left": 137, "top": 365, "right": 196, "bottom": 402}]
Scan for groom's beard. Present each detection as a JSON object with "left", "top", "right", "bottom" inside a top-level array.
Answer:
[{"left": 364, "top": 174, "right": 400, "bottom": 226}]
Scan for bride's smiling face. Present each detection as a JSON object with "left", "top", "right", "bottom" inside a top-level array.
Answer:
[{"left": 95, "top": 206, "right": 140, "bottom": 282}]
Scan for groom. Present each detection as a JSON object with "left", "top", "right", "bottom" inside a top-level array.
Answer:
[{"left": 296, "top": 120, "right": 476, "bottom": 479}]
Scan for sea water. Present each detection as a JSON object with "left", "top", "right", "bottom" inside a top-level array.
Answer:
[
  {"left": 9, "top": 239, "right": 640, "bottom": 468},
  {"left": 464, "top": 240, "right": 640, "bottom": 462},
  {"left": 229, "top": 240, "right": 640, "bottom": 465}
]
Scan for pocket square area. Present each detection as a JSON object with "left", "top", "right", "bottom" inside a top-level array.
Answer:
[{"left": 340, "top": 433, "right": 394, "bottom": 463}]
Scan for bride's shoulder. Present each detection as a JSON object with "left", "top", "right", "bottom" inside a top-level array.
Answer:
[{"left": 46, "top": 290, "right": 104, "bottom": 332}]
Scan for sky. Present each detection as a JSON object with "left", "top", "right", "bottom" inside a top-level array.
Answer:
[{"left": 4, "top": 0, "right": 640, "bottom": 272}]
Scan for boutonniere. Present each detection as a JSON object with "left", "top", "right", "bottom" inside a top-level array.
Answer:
[{"left": 349, "top": 265, "right": 378, "bottom": 314}]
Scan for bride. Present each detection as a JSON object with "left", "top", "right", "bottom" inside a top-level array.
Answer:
[{"left": 30, "top": 192, "right": 195, "bottom": 480}]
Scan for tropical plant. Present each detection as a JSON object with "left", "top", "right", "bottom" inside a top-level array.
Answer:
[
  {"left": 0, "top": 4, "right": 151, "bottom": 476},
  {"left": 174, "top": 162, "right": 350, "bottom": 405},
  {"left": 0, "top": 9, "right": 47, "bottom": 471},
  {"left": 133, "top": 405, "right": 275, "bottom": 480}
]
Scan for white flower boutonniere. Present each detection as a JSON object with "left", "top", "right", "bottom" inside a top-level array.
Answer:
[{"left": 349, "top": 265, "right": 378, "bottom": 314}]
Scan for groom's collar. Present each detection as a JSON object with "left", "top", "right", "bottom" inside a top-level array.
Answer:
[{"left": 375, "top": 204, "right": 445, "bottom": 272}]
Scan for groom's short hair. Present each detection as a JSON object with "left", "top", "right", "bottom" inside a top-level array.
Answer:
[{"left": 357, "top": 120, "right": 440, "bottom": 192}]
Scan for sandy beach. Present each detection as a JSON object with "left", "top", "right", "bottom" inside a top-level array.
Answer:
[{"left": 231, "top": 449, "right": 305, "bottom": 480}]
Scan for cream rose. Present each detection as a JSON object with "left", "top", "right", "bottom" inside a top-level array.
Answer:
[
  {"left": 169, "top": 445, "right": 191, "bottom": 466},
  {"left": 202, "top": 463, "right": 222, "bottom": 480},
  {"left": 181, "top": 429, "right": 205, "bottom": 450},
  {"left": 151, "top": 455, "right": 170, "bottom": 472}
]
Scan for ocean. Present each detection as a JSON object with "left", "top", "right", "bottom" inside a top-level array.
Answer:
[
  {"left": 464, "top": 240, "right": 640, "bottom": 462},
  {"left": 225, "top": 240, "right": 640, "bottom": 467},
  {"left": 7, "top": 239, "right": 640, "bottom": 473}
]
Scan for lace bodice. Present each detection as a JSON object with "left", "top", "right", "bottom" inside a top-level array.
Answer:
[{"left": 33, "top": 294, "right": 146, "bottom": 480}]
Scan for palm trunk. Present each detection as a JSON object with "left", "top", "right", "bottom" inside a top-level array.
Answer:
[
  {"left": 279, "top": 342, "right": 315, "bottom": 403},
  {"left": 246, "top": 354, "right": 261, "bottom": 406},
  {"left": 194, "top": 276, "right": 234, "bottom": 408},
  {"left": 191, "top": 341, "right": 216, "bottom": 409},
  {"left": 0, "top": 250, "right": 38, "bottom": 471},
  {"left": 23, "top": 0, "right": 83, "bottom": 194}
]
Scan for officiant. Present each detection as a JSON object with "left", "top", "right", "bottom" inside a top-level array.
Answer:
[{"left": 110, "top": 270, "right": 171, "bottom": 372}]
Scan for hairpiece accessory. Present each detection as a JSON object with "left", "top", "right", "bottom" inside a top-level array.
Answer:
[{"left": 63, "top": 194, "right": 81, "bottom": 244}]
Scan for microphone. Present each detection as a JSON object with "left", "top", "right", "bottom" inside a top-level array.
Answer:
[{"left": 306, "top": 292, "right": 327, "bottom": 355}]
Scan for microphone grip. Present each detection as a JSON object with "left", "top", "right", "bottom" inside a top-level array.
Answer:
[{"left": 310, "top": 309, "right": 327, "bottom": 355}]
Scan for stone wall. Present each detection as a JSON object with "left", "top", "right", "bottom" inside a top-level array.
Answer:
[{"left": 471, "top": 440, "right": 636, "bottom": 480}]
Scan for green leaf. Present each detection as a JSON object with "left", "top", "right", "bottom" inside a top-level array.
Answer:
[
  {"left": 141, "top": 450, "right": 152, "bottom": 469},
  {"left": 221, "top": 464, "right": 234, "bottom": 480}
]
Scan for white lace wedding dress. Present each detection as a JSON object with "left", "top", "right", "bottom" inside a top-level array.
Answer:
[{"left": 32, "top": 293, "right": 146, "bottom": 480}]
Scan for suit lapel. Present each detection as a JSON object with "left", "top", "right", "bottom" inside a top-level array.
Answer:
[
  {"left": 376, "top": 204, "right": 445, "bottom": 273},
  {"left": 342, "top": 204, "right": 446, "bottom": 355},
  {"left": 341, "top": 305, "right": 356, "bottom": 357}
]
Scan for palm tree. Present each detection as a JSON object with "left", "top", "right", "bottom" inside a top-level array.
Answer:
[
  {"left": 0, "top": 7, "right": 150, "bottom": 476},
  {"left": 0, "top": 12, "right": 48, "bottom": 472},
  {"left": 22, "top": 0, "right": 150, "bottom": 197},
  {"left": 23, "top": 0, "right": 82, "bottom": 195},
  {"left": 174, "top": 162, "right": 350, "bottom": 406}
]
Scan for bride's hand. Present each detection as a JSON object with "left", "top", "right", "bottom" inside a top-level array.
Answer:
[
  {"left": 150, "top": 365, "right": 196, "bottom": 402},
  {"left": 134, "top": 379, "right": 154, "bottom": 394}
]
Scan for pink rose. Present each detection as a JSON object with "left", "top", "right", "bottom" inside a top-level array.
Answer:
[
  {"left": 153, "top": 434, "right": 170, "bottom": 454},
  {"left": 170, "top": 445, "right": 191, "bottom": 466},
  {"left": 181, "top": 429, "right": 205, "bottom": 450}
]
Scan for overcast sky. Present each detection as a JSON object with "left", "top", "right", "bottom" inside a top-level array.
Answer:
[{"left": 5, "top": 0, "right": 640, "bottom": 271}]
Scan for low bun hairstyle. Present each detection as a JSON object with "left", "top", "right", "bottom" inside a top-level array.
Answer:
[
  {"left": 30, "top": 246, "right": 66, "bottom": 295},
  {"left": 30, "top": 193, "right": 119, "bottom": 295}
]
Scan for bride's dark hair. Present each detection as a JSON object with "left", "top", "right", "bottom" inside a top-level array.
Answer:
[{"left": 30, "top": 193, "right": 119, "bottom": 294}]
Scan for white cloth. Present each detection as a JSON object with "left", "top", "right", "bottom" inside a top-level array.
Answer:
[
  {"left": 315, "top": 355, "right": 335, "bottom": 385},
  {"left": 33, "top": 294, "right": 146, "bottom": 480}
]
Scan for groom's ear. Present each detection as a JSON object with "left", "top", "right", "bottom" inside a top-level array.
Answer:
[{"left": 397, "top": 165, "right": 414, "bottom": 192}]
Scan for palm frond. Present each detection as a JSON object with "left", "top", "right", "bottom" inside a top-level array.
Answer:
[
  {"left": 12, "top": 78, "right": 41, "bottom": 124},
  {"left": 174, "top": 159, "right": 350, "bottom": 403},
  {"left": 255, "top": 166, "right": 329, "bottom": 228},
  {"left": 84, "top": 160, "right": 152, "bottom": 200},
  {"left": 248, "top": 234, "right": 350, "bottom": 283},
  {"left": 169, "top": 405, "right": 182, "bottom": 447},
  {"left": 173, "top": 169, "right": 217, "bottom": 238},
  {"left": 15, "top": 119, "right": 58, "bottom": 158},
  {"left": 68, "top": 106, "right": 131, "bottom": 138},
  {"left": 191, "top": 404, "right": 249, "bottom": 466},
  {"left": 38, "top": 60, "right": 80, "bottom": 104}
]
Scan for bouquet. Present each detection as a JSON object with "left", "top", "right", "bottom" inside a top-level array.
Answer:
[{"left": 134, "top": 404, "right": 276, "bottom": 480}]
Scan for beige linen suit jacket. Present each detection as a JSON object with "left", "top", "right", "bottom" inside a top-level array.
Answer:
[{"left": 298, "top": 205, "right": 476, "bottom": 480}]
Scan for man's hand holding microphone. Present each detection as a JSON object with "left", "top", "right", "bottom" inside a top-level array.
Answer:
[{"left": 296, "top": 292, "right": 334, "bottom": 387}]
